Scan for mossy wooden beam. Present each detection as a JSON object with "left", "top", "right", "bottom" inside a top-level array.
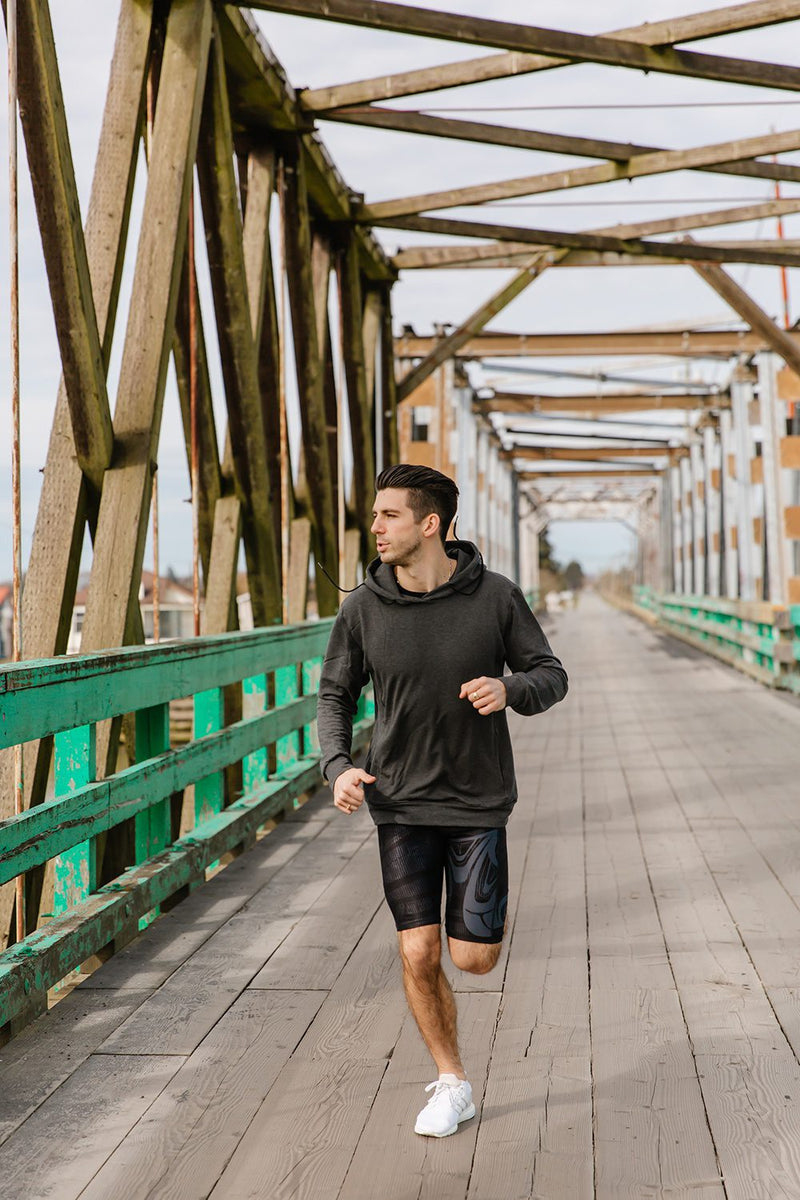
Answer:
[
  {"left": 5, "top": 0, "right": 113, "bottom": 490},
  {"left": 338, "top": 236, "right": 377, "bottom": 557},
  {"left": 197, "top": 22, "right": 281, "bottom": 627},
  {"left": 281, "top": 144, "right": 339, "bottom": 615},
  {"left": 0, "top": 0, "right": 156, "bottom": 949}
]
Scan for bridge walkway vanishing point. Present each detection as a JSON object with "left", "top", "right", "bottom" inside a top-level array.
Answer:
[{"left": 3, "top": 593, "right": 800, "bottom": 1199}]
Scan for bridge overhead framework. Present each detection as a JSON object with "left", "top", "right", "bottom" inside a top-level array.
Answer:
[{"left": 4, "top": 1, "right": 800, "bottom": 1194}]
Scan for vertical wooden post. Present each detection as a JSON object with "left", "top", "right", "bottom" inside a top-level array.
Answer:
[
  {"left": 380, "top": 288, "right": 400, "bottom": 465},
  {"left": 690, "top": 440, "right": 706, "bottom": 595},
  {"left": 758, "top": 350, "right": 790, "bottom": 605},
  {"left": 704, "top": 423, "right": 722, "bottom": 598},
  {"left": 134, "top": 702, "right": 171, "bottom": 929},
  {"left": 53, "top": 725, "right": 98, "bottom": 915},
  {"left": 680, "top": 456, "right": 693, "bottom": 593},
  {"left": 194, "top": 687, "right": 224, "bottom": 825},
  {"left": 242, "top": 674, "right": 269, "bottom": 792},
  {"left": 731, "top": 370, "right": 757, "bottom": 600},
  {"left": 281, "top": 142, "right": 338, "bottom": 616},
  {"left": 670, "top": 462, "right": 683, "bottom": 593},
  {"left": 719, "top": 408, "right": 739, "bottom": 598}
]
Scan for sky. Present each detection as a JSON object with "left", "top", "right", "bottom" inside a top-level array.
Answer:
[{"left": 1, "top": 0, "right": 799, "bottom": 582}]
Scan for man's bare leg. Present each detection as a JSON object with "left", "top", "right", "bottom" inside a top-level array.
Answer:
[{"left": 398, "top": 925, "right": 465, "bottom": 1077}]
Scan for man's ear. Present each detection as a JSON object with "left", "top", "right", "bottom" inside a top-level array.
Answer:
[{"left": 422, "top": 512, "right": 441, "bottom": 540}]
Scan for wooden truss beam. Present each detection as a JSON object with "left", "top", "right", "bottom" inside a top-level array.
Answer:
[
  {"left": 690, "top": 251, "right": 800, "bottom": 380},
  {"left": 481, "top": 392, "right": 727, "bottom": 414},
  {"left": 250, "top": 0, "right": 800, "bottom": 94},
  {"left": 373, "top": 212, "right": 800, "bottom": 270},
  {"left": 197, "top": 23, "right": 281, "bottom": 627},
  {"left": 406, "top": 245, "right": 800, "bottom": 272},
  {"left": 80, "top": 0, "right": 212, "bottom": 658},
  {"left": 365, "top": 127, "right": 800, "bottom": 219},
  {"left": 391, "top": 198, "right": 800, "bottom": 269},
  {"left": 299, "top": 0, "right": 800, "bottom": 109},
  {"left": 323, "top": 107, "right": 800, "bottom": 190},
  {"left": 395, "top": 329, "right": 774, "bottom": 358},
  {"left": 397, "top": 249, "right": 567, "bottom": 400},
  {"left": 0, "top": 0, "right": 155, "bottom": 947},
  {"left": 216, "top": 6, "right": 395, "bottom": 283},
  {"left": 9, "top": 0, "right": 113, "bottom": 490},
  {"left": 518, "top": 468, "right": 661, "bottom": 479},
  {"left": 281, "top": 142, "right": 339, "bottom": 615},
  {"left": 338, "top": 234, "right": 377, "bottom": 555},
  {"left": 509, "top": 446, "right": 677, "bottom": 461}
]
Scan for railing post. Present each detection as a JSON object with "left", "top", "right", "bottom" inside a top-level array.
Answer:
[
  {"left": 193, "top": 687, "right": 225, "bottom": 824},
  {"left": 275, "top": 662, "right": 301, "bottom": 771},
  {"left": 53, "top": 724, "right": 98, "bottom": 912},
  {"left": 242, "top": 673, "right": 269, "bottom": 791},
  {"left": 134, "top": 702, "right": 170, "bottom": 929}
]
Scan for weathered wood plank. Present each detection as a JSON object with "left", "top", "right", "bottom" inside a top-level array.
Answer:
[
  {"left": 468, "top": 765, "right": 593, "bottom": 1200},
  {"left": 249, "top": 0, "right": 800, "bottom": 96},
  {"left": 9, "top": 0, "right": 113, "bottom": 488},
  {"left": 0, "top": 0, "right": 155, "bottom": 949},
  {"left": 208, "top": 905, "right": 407, "bottom": 1199},
  {"left": 0, "top": 744, "right": 369, "bottom": 1032},
  {"left": 0, "top": 988, "right": 151, "bottom": 1146},
  {"left": 78, "top": 0, "right": 212, "bottom": 666},
  {"left": 249, "top": 826, "right": 381, "bottom": 989},
  {"left": 0, "top": 620, "right": 332, "bottom": 749},
  {"left": 0, "top": 1053, "right": 183, "bottom": 1200},
  {"left": 592, "top": 988, "right": 724, "bottom": 1199},
  {"left": 78, "top": 991, "right": 327, "bottom": 1200},
  {"left": 338, "top": 235, "right": 376, "bottom": 555},
  {"left": 300, "top": 1, "right": 800, "bottom": 108},
  {"left": 0, "top": 694, "right": 319, "bottom": 885},
  {"left": 197, "top": 23, "right": 281, "bottom": 627},
  {"left": 78, "top": 794, "right": 332, "bottom": 991},
  {"left": 281, "top": 142, "right": 339, "bottom": 616},
  {"left": 93, "top": 817, "right": 372, "bottom": 1055},
  {"left": 339, "top": 992, "right": 501, "bottom": 1200}
]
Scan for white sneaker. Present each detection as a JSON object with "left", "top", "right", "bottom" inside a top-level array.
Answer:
[{"left": 414, "top": 1077, "right": 475, "bottom": 1137}]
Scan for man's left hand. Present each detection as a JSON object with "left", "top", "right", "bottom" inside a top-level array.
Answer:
[{"left": 459, "top": 676, "right": 507, "bottom": 715}]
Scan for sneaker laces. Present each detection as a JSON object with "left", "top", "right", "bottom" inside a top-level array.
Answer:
[{"left": 423, "top": 1079, "right": 462, "bottom": 1105}]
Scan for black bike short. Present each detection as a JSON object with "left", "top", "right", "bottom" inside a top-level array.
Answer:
[{"left": 376, "top": 824, "right": 508, "bottom": 944}]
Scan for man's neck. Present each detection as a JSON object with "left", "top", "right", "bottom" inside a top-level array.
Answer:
[{"left": 395, "top": 549, "right": 455, "bottom": 594}]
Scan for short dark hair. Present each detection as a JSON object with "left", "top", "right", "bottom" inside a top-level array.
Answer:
[{"left": 375, "top": 463, "right": 459, "bottom": 545}]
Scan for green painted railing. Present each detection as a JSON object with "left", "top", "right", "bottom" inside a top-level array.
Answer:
[
  {"left": 0, "top": 620, "right": 373, "bottom": 1036},
  {"left": 632, "top": 587, "right": 800, "bottom": 693}
]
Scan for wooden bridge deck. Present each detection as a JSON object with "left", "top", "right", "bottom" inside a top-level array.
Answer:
[{"left": 4, "top": 593, "right": 800, "bottom": 1199}]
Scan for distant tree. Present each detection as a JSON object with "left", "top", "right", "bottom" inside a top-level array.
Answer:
[
  {"left": 538, "top": 525, "right": 560, "bottom": 575},
  {"left": 563, "top": 560, "right": 585, "bottom": 590}
]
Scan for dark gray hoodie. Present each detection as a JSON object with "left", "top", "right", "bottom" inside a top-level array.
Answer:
[{"left": 317, "top": 540, "right": 568, "bottom": 827}]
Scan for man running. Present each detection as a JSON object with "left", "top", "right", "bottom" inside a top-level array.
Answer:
[{"left": 317, "top": 464, "right": 568, "bottom": 1138}]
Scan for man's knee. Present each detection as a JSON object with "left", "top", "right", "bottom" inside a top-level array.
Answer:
[
  {"left": 398, "top": 925, "right": 442, "bottom": 979},
  {"left": 448, "top": 938, "right": 502, "bottom": 975}
]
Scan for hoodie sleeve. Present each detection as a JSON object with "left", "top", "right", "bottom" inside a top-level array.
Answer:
[
  {"left": 317, "top": 609, "right": 369, "bottom": 789},
  {"left": 501, "top": 586, "right": 568, "bottom": 715}
]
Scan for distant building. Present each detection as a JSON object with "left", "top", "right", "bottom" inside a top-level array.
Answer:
[
  {"left": 398, "top": 360, "right": 522, "bottom": 585},
  {"left": 0, "top": 584, "right": 12, "bottom": 660},
  {"left": 68, "top": 570, "right": 198, "bottom": 653}
]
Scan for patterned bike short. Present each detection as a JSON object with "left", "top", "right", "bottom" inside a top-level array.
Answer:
[{"left": 376, "top": 824, "right": 508, "bottom": 945}]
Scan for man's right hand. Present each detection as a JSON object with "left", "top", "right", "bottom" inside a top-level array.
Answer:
[{"left": 333, "top": 767, "right": 376, "bottom": 816}]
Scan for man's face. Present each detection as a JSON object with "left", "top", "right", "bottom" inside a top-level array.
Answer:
[{"left": 371, "top": 488, "right": 429, "bottom": 566}]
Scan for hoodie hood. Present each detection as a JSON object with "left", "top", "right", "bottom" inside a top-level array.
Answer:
[{"left": 364, "top": 539, "right": 485, "bottom": 605}]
